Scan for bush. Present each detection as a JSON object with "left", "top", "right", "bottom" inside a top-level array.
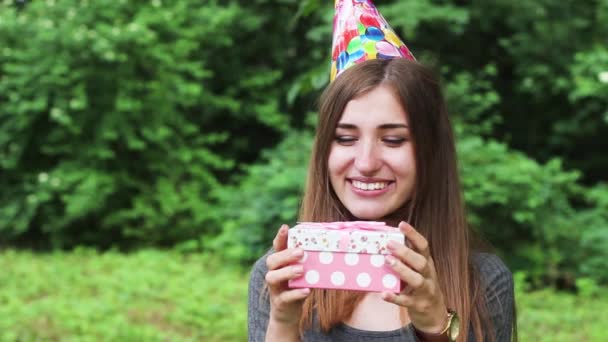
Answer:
[
  {"left": 206, "top": 128, "right": 313, "bottom": 263},
  {"left": 0, "top": 0, "right": 295, "bottom": 247},
  {"left": 458, "top": 133, "right": 608, "bottom": 285}
]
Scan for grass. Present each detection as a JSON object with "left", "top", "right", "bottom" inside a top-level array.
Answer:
[
  {"left": 0, "top": 249, "right": 248, "bottom": 341},
  {"left": 515, "top": 281, "right": 608, "bottom": 341},
  {"left": 0, "top": 249, "right": 607, "bottom": 341}
]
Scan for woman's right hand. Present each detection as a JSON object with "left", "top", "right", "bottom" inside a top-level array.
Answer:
[{"left": 265, "top": 224, "right": 311, "bottom": 328}]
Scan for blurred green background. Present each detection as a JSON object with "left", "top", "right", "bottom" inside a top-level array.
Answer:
[{"left": 0, "top": 0, "right": 607, "bottom": 341}]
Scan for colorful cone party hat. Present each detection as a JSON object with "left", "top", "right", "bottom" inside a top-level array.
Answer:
[{"left": 331, "top": 0, "right": 415, "bottom": 81}]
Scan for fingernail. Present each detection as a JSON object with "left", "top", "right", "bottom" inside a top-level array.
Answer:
[
  {"left": 386, "top": 255, "right": 397, "bottom": 266},
  {"left": 387, "top": 240, "right": 398, "bottom": 249},
  {"left": 293, "top": 265, "right": 304, "bottom": 274},
  {"left": 300, "top": 288, "right": 310, "bottom": 295},
  {"left": 292, "top": 249, "right": 303, "bottom": 257}
]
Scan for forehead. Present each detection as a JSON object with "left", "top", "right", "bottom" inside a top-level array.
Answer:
[{"left": 339, "top": 85, "right": 408, "bottom": 126}]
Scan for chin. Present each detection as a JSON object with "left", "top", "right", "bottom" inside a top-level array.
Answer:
[{"left": 349, "top": 208, "right": 388, "bottom": 221}]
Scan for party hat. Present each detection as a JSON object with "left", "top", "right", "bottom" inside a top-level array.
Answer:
[{"left": 331, "top": 0, "right": 415, "bottom": 81}]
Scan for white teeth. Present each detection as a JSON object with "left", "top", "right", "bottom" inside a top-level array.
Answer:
[{"left": 352, "top": 181, "right": 388, "bottom": 191}]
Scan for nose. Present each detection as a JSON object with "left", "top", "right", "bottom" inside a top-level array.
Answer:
[{"left": 354, "top": 140, "right": 382, "bottom": 175}]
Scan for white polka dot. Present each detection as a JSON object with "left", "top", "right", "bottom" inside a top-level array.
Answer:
[
  {"left": 319, "top": 251, "right": 334, "bottom": 264},
  {"left": 356, "top": 273, "right": 371, "bottom": 288},
  {"left": 382, "top": 274, "right": 398, "bottom": 289},
  {"left": 305, "top": 270, "right": 320, "bottom": 284},
  {"left": 330, "top": 272, "right": 345, "bottom": 286},
  {"left": 370, "top": 254, "right": 385, "bottom": 267},
  {"left": 344, "top": 253, "right": 359, "bottom": 266}
]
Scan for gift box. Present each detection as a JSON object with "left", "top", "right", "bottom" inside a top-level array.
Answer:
[{"left": 287, "top": 221, "right": 405, "bottom": 293}]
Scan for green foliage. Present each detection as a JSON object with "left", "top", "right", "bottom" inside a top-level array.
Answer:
[
  {"left": 207, "top": 128, "right": 314, "bottom": 263},
  {"left": 457, "top": 132, "right": 608, "bottom": 284},
  {"left": 380, "top": 0, "right": 469, "bottom": 36},
  {"left": 0, "top": 0, "right": 298, "bottom": 247},
  {"left": 575, "top": 184, "right": 608, "bottom": 282},
  {"left": 444, "top": 66, "right": 502, "bottom": 136},
  {"left": 457, "top": 0, "right": 608, "bottom": 181}
]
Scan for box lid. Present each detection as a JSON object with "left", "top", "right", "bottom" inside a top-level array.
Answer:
[{"left": 287, "top": 221, "right": 404, "bottom": 255}]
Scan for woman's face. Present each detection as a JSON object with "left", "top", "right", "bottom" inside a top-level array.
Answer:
[{"left": 328, "top": 84, "right": 416, "bottom": 220}]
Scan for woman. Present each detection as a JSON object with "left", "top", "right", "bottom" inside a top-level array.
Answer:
[{"left": 248, "top": 58, "right": 515, "bottom": 342}]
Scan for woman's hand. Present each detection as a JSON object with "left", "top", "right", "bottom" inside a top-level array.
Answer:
[
  {"left": 265, "top": 224, "right": 311, "bottom": 329},
  {"left": 381, "top": 221, "right": 449, "bottom": 334}
]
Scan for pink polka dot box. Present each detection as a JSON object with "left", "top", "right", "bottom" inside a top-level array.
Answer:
[{"left": 287, "top": 221, "right": 405, "bottom": 293}]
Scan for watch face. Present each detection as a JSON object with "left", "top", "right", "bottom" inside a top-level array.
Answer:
[{"left": 449, "top": 313, "right": 460, "bottom": 341}]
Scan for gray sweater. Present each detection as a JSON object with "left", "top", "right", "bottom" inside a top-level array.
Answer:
[{"left": 248, "top": 251, "right": 514, "bottom": 342}]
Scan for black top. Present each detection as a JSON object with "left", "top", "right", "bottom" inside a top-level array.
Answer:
[{"left": 248, "top": 251, "right": 514, "bottom": 342}]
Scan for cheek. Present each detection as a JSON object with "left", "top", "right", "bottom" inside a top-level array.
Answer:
[
  {"left": 328, "top": 148, "right": 350, "bottom": 177},
  {"left": 390, "top": 147, "right": 416, "bottom": 177},
  {"left": 406, "top": 146, "right": 417, "bottom": 176}
]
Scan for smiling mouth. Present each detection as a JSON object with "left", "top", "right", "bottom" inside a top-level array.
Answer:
[{"left": 351, "top": 180, "right": 392, "bottom": 191}]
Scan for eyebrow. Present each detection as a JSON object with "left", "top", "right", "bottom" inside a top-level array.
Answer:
[{"left": 336, "top": 123, "right": 409, "bottom": 130}]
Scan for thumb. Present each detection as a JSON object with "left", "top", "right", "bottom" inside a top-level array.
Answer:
[{"left": 272, "top": 224, "right": 290, "bottom": 251}]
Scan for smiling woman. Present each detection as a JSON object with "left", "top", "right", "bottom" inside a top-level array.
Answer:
[
  {"left": 248, "top": 1, "right": 515, "bottom": 341},
  {"left": 248, "top": 58, "right": 515, "bottom": 342}
]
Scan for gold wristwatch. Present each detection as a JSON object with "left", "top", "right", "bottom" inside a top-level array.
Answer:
[
  {"left": 413, "top": 309, "right": 460, "bottom": 342},
  {"left": 443, "top": 309, "right": 460, "bottom": 342}
]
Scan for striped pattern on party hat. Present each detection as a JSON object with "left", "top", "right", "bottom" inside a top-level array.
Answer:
[{"left": 331, "top": 0, "right": 415, "bottom": 81}]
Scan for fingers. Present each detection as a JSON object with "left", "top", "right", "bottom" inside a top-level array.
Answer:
[
  {"left": 386, "top": 254, "right": 425, "bottom": 289},
  {"left": 382, "top": 291, "right": 438, "bottom": 315},
  {"left": 272, "top": 224, "right": 289, "bottom": 252},
  {"left": 265, "top": 264, "right": 304, "bottom": 287},
  {"left": 387, "top": 240, "right": 428, "bottom": 274},
  {"left": 266, "top": 262, "right": 310, "bottom": 314},
  {"left": 381, "top": 291, "right": 414, "bottom": 307},
  {"left": 273, "top": 288, "right": 311, "bottom": 306},
  {"left": 398, "top": 221, "right": 430, "bottom": 259},
  {"left": 266, "top": 247, "right": 304, "bottom": 271},
  {"left": 265, "top": 224, "right": 310, "bottom": 325}
]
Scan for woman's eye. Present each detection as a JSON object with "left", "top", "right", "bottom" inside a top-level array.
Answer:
[
  {"left": 335, "top": 136, "right": 357, "bottom": 145},
  {"left": 383, "top": 137, "right": 407, "bottom": 146}
]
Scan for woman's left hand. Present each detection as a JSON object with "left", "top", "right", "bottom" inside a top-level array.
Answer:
[{"left": 381, "top": 221, "right": 448, "bottom": 334}]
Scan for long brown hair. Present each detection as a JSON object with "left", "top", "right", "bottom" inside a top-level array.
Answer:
[{"left": 298, "top": 59, "right": 492, "bottom": 341}]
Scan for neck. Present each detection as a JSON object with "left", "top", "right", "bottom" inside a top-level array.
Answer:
[{"left": 344, "top": 292, "right": 410, "bottom": 330}]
